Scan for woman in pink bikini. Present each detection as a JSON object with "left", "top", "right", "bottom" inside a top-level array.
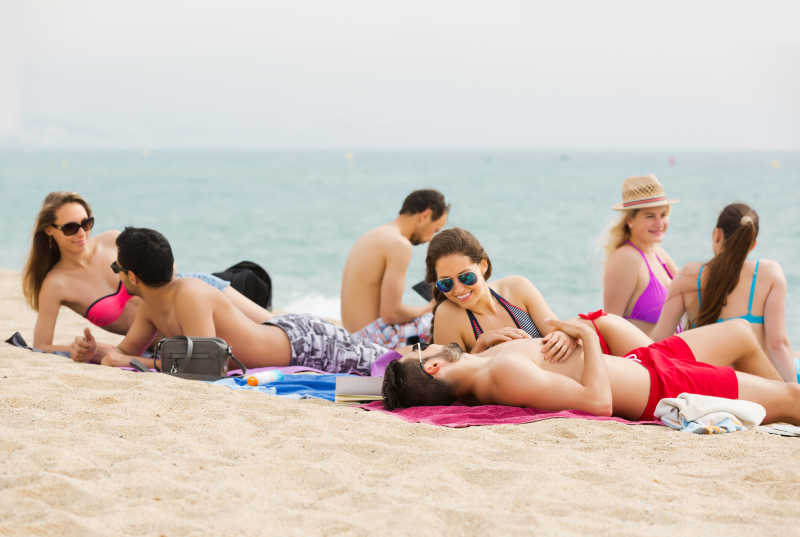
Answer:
[
  {"left": 602, "top": 175, "right": 679, "bottom": 337},
  {"left": 22, "top": 192, "right": 270, "bottom": 355},
  {"left": 651, "top": 203, "right": 797, "bottom": 382}
]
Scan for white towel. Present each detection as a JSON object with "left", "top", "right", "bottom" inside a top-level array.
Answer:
[{"left": 654, "top": 393, "right": 766, "bottom": 433}]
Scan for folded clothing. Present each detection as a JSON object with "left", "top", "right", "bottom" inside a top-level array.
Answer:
[
  {"left": 654, "top": 392, "right": 766, "bottom": 434},
  {"left": 361, "top": 401, "right": 661, "bottom": 428}
]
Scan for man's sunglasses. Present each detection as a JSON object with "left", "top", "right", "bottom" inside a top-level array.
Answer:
[
  {"left": 416, "top": 342, "right": 434, "bottom": 379},
  {"left": 52, "top": 217, "right": 94, "bottom": 236},
  {"left": 110, "top": 260, "right": 128, "bottom": 274},
  {"left": 435, "top": 271, "right": 478, "bottom": 293}
]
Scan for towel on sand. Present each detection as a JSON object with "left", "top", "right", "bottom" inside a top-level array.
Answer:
[
  {"left": 215, "top": 372, "right": 338, "bottom": 400},
  {"left": 654, "top": 393, "right": 766, "bottom": 434},
  {"left": 361, "top": 402, "right": 661, "bottom": 428}
]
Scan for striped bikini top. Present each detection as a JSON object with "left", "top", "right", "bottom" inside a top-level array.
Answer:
[
  {"left": 692, "top": 258, "right": 764, "bottom": 327},
  {"left": 466, "top": 289, "right": 542, "bottom": 340}
]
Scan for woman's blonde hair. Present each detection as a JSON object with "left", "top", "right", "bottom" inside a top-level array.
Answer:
[
  {"left": 22, "top": 192, "right": 93, "bottom": 310},
  {"left": 603, "top": 209, "right": 638, "bottom": 259}
]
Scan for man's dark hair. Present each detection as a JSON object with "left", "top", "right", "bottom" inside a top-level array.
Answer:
[
  {"left": 382, "top": 353, "right": 458, "bottom": 410},
  {"left": 398, "top": 189, "right": 450, "bottom": 221},
  {"left": 116, "top": 227, "right": 174, "bottom": 287}
]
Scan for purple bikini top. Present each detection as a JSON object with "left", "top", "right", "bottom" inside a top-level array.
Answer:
[{"left": 624, "top": 241, "right": 673, "bottom": 325}]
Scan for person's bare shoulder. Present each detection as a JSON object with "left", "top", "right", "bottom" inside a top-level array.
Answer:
[
  {"left": 370, "top": 224, "right": 411, "bottom": 250},
  {"left": 671, "top": 261, "right": 702, "bottom": 291},
  {"left": 493, "top": 275, "right": 533, "bottom": 294},
  {"left": 435, "top": 298, "right": 465, "bottom": 321},
  {"left": 606, "top": 244, "right": 641, "bottom": 267},
  {"left": 756, "top": 258, "right": 785, "bottom": 282}
]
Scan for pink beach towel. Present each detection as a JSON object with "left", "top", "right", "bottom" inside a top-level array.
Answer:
[{"left": 361, "top": 401, "right": 662, "bottom": 428}]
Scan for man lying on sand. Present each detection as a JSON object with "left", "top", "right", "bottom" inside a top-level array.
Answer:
[
  {"left": 382, "top": 311, "right": 800, "bottom": 425},
  {"left": 71, "top": 227, "right": 395, "bottom": 374}
]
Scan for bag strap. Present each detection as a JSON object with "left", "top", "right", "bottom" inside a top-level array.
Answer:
[
  {"left": 229, "top": 349, "right": 247, "bottom": 377},
  {"left": 183, "top": 335, "right": 194, "bottom": 368}
]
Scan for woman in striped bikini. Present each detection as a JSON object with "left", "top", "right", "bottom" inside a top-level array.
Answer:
[
  {"left": 424, "top": 227, "right": 575, "bottom": 360},
  {"left": 651, "top": 203, "right": 797, "bottom": 383},
  {"left": 603, "top": 174, "right": 680, "bottom": 337}
]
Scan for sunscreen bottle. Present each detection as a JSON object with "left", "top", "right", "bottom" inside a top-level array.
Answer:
[{"left": 246, "top": 370, "right": 284, "bottom": 386}]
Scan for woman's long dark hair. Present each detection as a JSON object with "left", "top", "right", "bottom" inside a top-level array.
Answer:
[{"left": 695, "top": 203, "right": 759, "bottom": 327}]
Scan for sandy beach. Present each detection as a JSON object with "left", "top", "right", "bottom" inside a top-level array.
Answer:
[{"left": 1, "top": 268, "right": 798, "bottom": 537}]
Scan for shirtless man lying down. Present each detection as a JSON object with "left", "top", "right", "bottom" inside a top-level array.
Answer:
[
  {"left": 71, "top": 227, "right": 393, "bottom": 374},
  {"left": 382, "top": 311, "right": 800, "bottom": 425}
]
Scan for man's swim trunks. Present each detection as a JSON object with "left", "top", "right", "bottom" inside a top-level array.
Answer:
[
  {"left": 352, "top": 312, "right": 433, "bottom": 349},
  {"left": 266, "top": 313, "right": 390, "bottom": 375},
  {"left": 625, "top": 336, "right": 739, "bottom": 421}
]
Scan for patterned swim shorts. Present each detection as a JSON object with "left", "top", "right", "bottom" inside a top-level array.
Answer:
[
  {"left": 266, "top": 313, "right": 390, "bottom": 375},
  {"left": 177, "top": 272, "right": 230, "bottom": 291},
  {"left": 353, "top": 312, "right": 433, "bottom": 349}
]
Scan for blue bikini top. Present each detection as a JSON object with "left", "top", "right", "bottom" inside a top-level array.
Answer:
[{"left": 693, "top": 258, "right": 764, "bottom": 327}]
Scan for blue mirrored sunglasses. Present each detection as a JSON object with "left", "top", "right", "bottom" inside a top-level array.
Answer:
[{"left": 435, "top": 271, "right": 478, "bottom": 293}]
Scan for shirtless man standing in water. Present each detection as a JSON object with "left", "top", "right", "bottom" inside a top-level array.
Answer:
[
  {"left": 341, "top": 189, "right": 449, "bottom": 348},
  {"left": 382, "top": 312, "right": 800, "bottom": 425}
]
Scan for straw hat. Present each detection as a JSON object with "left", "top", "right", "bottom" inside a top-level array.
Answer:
[{"left": 612, "top": 174, "right": 679, "bottom": 211}]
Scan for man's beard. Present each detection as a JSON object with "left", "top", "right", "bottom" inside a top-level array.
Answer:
[
  {"left": 431, "top": 343, "right": 464, "bottom": 363},
  {"left": 409, "top": 232, "right": 423, "bottom": 246}
]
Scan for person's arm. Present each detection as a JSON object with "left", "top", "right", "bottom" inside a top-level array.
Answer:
[
  {"left": 490, "top": 319, "right": 612, "bottom": 416},
  {"left": 432, "top": 302, "right": 470, "bottom": 350},
  {"left": 651, "top": 265, "right": 693, "bottom": 342},
  {"left": 762, "top": 262, "right": 796, "bottom": 382},
  {"left": 513, "top": 277, "right": 575, "bottom": 362},
  {"left": 31, "top": 278, "right": 74, "bottom": 353},
  {"left": 379, "top": 243, "right": 433, "bottom": 324},
  {"left": 77, "top": 307, "right": 158, "bottom": 367},
  {"left": 603, "top": 249, "right": 638, "bottom": 317}
]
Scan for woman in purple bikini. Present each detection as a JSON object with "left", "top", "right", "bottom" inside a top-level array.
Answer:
[{"left": 603, "top": 175, "right": 680, "bottom": 337}]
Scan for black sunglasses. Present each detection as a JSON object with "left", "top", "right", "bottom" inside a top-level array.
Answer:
[
  {"left": 110, "top": 260, "right": 128, "bottom": 274},
  {"left": 435, "top": 271, "right": 478, "bottom": 293},
  {"left": 52, "top": 217, "right": 94, "bottom": 236}
]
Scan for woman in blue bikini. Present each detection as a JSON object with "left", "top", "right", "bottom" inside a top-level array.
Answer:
[
  {"left": 603, "top": 175, "right": 680, "bottom": 337},
  {"left": 22, "top": 192, "right": 270, "bottom": 355},
  {"left": 425, "top": 227, "right": 575, "bottom": 360},
  {"left": 651, "top": 203, "right": 797, "bottom": 382}
]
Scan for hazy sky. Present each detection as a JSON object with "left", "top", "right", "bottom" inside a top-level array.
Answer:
[{"left": 2, "top": 0, "right": 798, "bottom": 149}]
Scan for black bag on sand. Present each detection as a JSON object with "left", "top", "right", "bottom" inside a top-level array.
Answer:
[
  {"left": 213, "top": 260, "right": 272, "bottom": 310},
  {"left": 154, "top": 336, "right": 246, "bottom": 381}
]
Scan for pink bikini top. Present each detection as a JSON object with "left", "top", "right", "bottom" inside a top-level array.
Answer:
[
  {"left": 624, "top": 241, "right": 673, "bottom": 325},
  {"left": 85, "top": 282, "right": 132, "bottom": 327}
]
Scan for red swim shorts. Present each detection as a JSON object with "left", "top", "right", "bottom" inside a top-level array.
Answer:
[{"left": 624, "top": 336, "right": 739, "bottom": 421}]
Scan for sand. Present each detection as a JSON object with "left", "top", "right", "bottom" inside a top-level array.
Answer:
[{"left": 1, "top": 268, "right": 799, "bottom": 537}]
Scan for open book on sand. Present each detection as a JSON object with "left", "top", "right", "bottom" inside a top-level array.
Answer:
[{"left": 335, "top": 376, "right": 383, "bottom": 404}]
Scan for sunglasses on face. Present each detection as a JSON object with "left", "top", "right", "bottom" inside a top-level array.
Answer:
[
  {"left": 435, "top": 271, "right": 478, "bottom": 293},
  {"left": 110, "top": 260, "right": 128, "bottom": 274},
  {"left": 416, "top": 342, "right": 434, "bottom": 379},
  {"left": 52, "top": 217, "right": 94, "bottom": 236}
]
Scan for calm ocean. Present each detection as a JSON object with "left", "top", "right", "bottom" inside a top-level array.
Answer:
[{"left": 1, "top": 149, "right": 798, "bottom": 347}]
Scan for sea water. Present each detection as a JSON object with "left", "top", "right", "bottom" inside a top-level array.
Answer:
[{"left": 1, "top": 149, "right": 798, "bottom": 347}]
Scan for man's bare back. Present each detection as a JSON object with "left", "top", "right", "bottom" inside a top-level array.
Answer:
[{"left": 341, "top": 224, "right": 413, "bottom": 331}]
